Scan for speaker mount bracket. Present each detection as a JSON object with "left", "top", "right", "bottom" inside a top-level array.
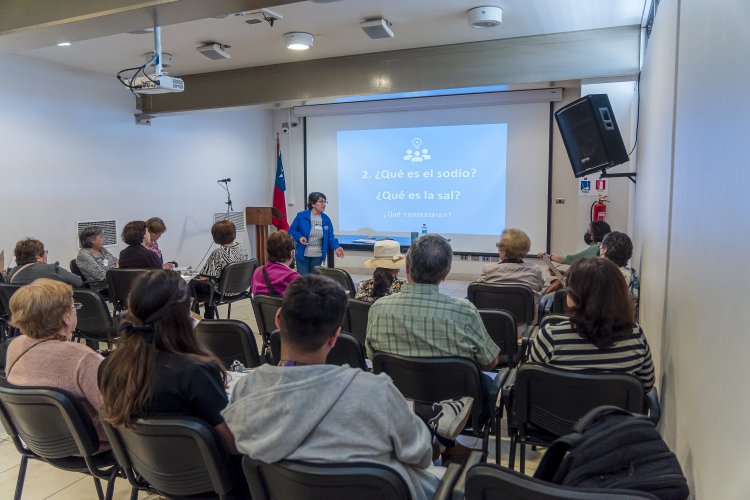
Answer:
[{"left": 599, "top": 171, "right": 637, "bottom": 184}]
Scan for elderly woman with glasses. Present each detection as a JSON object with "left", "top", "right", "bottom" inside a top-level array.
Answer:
[
  {"left": 75, "top": 226, "right": 119, "bottom": 290},
  {"left": 5, "top": 278, "right": 107, "bottom": 446},
  {"left": 7, "top": 238, "right": 82, "bottom": 287},
  {"left": 289, "top": 192, "right": 344, "bottom": 274}
]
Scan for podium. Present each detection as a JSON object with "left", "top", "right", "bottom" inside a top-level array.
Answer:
[{"left": 245, "top": 207, "right": 282, "bottom": 265}]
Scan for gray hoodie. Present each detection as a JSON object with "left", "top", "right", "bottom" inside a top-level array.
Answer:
[{"left": 222, "top": 363, "right": 440, "bottom": 500}]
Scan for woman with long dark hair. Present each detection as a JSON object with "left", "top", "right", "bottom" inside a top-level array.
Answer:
[
  {"left": 98, "top": 270, "right": 236, "bottom": 452},
  {"left": 528, "top": 257, "right": 654, "bottom": 389},
  {"left": 355, "top": 239, "right": 406, "bottom": 303}
]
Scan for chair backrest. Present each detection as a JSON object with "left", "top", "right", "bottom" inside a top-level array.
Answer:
[
  {"left": 270, "top": 329, "right": 367, "bottom": 370},
  {"left": 478, "top": 309, "right": 518, "bottom": 367},
  {"left": 0, "top": 283, "right": 22, "bottom": 318},
  {"left": 467, "top": 283, "right": 535, "bottom": 325},
  {"left": 372, "top": 352, "right": 486, "bottom": 421},
  {"left": 511, "top": 364, "right": 644, "bottom": 439},
  {"left": 106, "top": 269, "right": 149, "bottom": 312},
  {"left": 465, "top": 463, "right": 660, "bottom": 500},
  {"left": 243, "top": 456, "right": 412, "bottom": 500},
  {"left": 218, "top": 259, "right": 258, "bottom": 297},
  {"left": 315, "top": 266, "right": 356, "bottom": 295},
  {"left": 342, "top": 298, "right": 371, "bottom": 346},
  {"left": 101, "top": 416, "right": 235, "bottom": 498},
  {"left": 550, "top": 290, "right": 568, "bottom": 315},
  {"left": 195, "top": 319, "right": 261, "bottom": 368},
  {"left": 73, "top": 288, "right": 115, "bottom": 342},
  {"left": 252, "top": 295, "right": 284, "bottom": 345},
  {"left": 0, "top": 382, "right": 100, "bottom": 461},
  {"left": 70, "top": 259, "right": 84, "bottom": 279}
]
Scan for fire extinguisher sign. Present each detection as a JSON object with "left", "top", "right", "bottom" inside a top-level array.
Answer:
[{"left": 579, "top": 177, "right": 608, "bottom": 196}]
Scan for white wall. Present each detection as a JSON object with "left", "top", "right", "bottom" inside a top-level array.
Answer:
[
  {"left": 0, "top": 55, "right": 274, "bottom": 270},
  {"left": 636, "top": 0, "right": 750, "bottom": 496}
]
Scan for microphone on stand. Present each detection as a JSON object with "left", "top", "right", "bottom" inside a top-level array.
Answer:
[{"left": 217, "top": 178, "right": 231, "bottom": 183}]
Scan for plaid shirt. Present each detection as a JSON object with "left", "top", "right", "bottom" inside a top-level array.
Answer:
[{"left": 365, "top": 283, "right": 500, "bottom": 366}]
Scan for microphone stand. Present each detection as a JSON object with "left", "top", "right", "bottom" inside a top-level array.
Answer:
[{"left": 218, "top": 180, "right": 233, "bottom": 218}]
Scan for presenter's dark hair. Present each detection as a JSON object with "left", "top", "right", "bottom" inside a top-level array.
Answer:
[
  {"left": 600, "top": 231, "right": 633, "bottom": 267},
  {"left": 99, "top": 270, "right": 225, "bottom": 426},
  {"left": 211, "top": 220, "right": 236, "bottom": 245},
  {"left": 307, "top": 192, "right": 327, "bottom": 210},
  {"left": 566, "top": 257, "right": 634, "bottom": 349},
  {"left": 280, "top": 274, "right": 347, "bottom": 352},
  {"left": 122, "top": 221, "right": 147, "bottom": 246},
  {"left": 267, "top": 231, "right": 295, "bottom": 262},
  {"left": 79, "top": 226, "right": 103, "bottom": 249},
  {"left": 14, "top": 238, "right": 45, "bottom": 265},
  {"left": 407, "top": 234, "right": 452, "bottom": 284},
  {"left": 589, "top": 220, "right": 611, "bottom": 243}
]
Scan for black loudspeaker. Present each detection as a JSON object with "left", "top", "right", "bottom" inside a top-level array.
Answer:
[{"left": 555, "top": 94, "right": 629, "bottom": 178}]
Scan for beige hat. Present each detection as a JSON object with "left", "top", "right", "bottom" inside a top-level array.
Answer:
[{"left": 364, "top": 239, "right": 406, "bottom": 269}]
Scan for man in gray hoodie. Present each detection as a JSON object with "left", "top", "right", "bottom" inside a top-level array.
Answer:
[{"left": 222, "top": 274, "right": 445, "bottom": 500}]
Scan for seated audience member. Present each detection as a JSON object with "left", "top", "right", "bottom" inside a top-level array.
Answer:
[
  {"left": 191, "top": 220, "right": 249, "bottom": 319},
  {"left": 98, "top": 270, "right": 237, "bottom": 454},
  {"left": 145, "top": 217, "right": 174, "bottom": 270},
  {"left": 547, "top": 220, "right": 612, "bottom": 265},
  {"left": 223, "top": 275, "right": 447, "bottom": 500},
  {"left": 6, "top": 279, "right": 107, "bottom": 446},
  {"left": 251, "top": 230, "right": 300, "bottom": 297},
  {"left": 600, "top": 231, "right": 640, "bottom": 317},
  {"left": 355, "top": 239, "right": 407, "bottom": 303},
  {"left": 118, "top": 220, "right": 162, "bottom": 269},
  {"left": 477, "top": 228, "right": 544, "bottom": 333},
  {"left": 7, "top": 238, "right": 82, "bottom": 287},
  {"left": 528, "top": 258, "right": 654, "bottom": 390},
  {"left": 76, "top": 226, "right": 118, "bottom": 291}
]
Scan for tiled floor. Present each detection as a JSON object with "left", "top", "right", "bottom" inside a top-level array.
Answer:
[{"left": 0, "top": 276, "right": 541, "bottom": 499}]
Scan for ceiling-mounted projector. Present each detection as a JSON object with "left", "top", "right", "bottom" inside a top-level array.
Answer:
[
  {"left": 468, "top": 6, "right": 503, "bottom": 28},
  {"left": 197, "top": 43, "right": 231, "bottom": 60},
  {"left": 361, "top": 18, "right": 394, "bottom": 39},
  {"left": 127, "top": 74, "right": 185, "bottom": 94}
]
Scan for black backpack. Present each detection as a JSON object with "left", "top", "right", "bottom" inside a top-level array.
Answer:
[{"left": 534, "top": 406, "right": 689, "bottom": 500}]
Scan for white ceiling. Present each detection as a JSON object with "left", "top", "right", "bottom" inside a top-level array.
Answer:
[{"left": 18, "top": 0, "right": 647, "bottom": 78}]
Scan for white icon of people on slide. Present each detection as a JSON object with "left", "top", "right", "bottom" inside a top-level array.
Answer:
[{"left": 403, "top": 138, "right": 432, "bottom": 162}]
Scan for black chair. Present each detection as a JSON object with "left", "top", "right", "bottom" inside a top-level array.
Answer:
[
  {"left": 194, "top": 259, "right": 258, "bottom": 319},
  {"left": 372, "top": 352, "right": 501, "bottom": 459},
  {"left": 73, "top": 288, "right": 117, "bottom": 350},
  {"left": 106, "top": 269, "right": 150, "bottom": 315},
  {"left": 315, "top": 266, "right": 356, "bottom": 295},
  {"left": 243, "top": 455, "right": 464, "bottom": 500},
  {"left": 0, "top": 382, "right": 120, "bottom": 500},
  {"left": 270, "top": 329, "right": 368, "bottom": 370},
  {"left": 342, "top": 298, "right": 371, "bottom": 347},
  {"left": 467, "top": 283, "right": 536, "bottom": 332},
  {"left": 196, "top": 319, "right": 261, "bottom": 368},
  {"left": 539, "top": 290, "right": 569, "bottom": 321},
  {"left": 464, "top": 461, "right": 660, "bottom": 500},
  {"left": 102, "top": 416, "right": 241, "bottom": 500},
  {"left": 71, "top": 259, "right": 108, "bottom": 292},
  {"left": 502, "top": 364, "right": 651, "bottom": 473},
  {"left": 478, "top": 309, "right": 520, "bottom": 368},
  {"left": 0, "top": 284, "right": 22, "bottom": 341},
  {"left": 252, "top": 294, "right": 284, "bottom": 359}
]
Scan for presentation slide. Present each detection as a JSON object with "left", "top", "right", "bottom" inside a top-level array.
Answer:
[{"left": 337, "top": 124, "right": 507, "bottom": 235}]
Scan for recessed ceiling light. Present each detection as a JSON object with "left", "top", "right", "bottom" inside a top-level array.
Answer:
[
  {"left": 56, "top": 41, "right": 71, "bottom": 47},
  {"left": 284, "top": 32, "right": 313, "bottom": 51},
  {"left": 468, "top": 6, "right": 503, "bottom": 28}
]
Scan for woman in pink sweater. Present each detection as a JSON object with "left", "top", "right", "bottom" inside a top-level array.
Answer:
[
  {"left": 6, "top": 278, "right": 107, "bottom": 446},
  {"left": 251, "top": 231, "right": 300, "bottom": 297}
]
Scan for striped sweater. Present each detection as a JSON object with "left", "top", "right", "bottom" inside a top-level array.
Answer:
[{"left": 528, "top": 319, "right": 655, "bottom": 390}]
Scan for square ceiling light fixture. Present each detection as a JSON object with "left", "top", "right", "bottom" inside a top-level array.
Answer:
[
  {"left": 197, "top": 43, "right": 231, "bottom": 60},
  {"left": 361, "top": 18, "right": 394, "bottom": 39},
  {"left": 284, "top": 32, "right": 313, "bottom": 50}
]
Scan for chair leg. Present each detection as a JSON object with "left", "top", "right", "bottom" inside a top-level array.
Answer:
[
  {"left": 508, "top": 435, "right": 516, "bottom": 470},
  {"left": 104, "top": 473, "right": 118, "bottom": 500},
  {"left": 495, "top": 415, "right": 502, "bottom": 464},
  {"left": 130, "top": 486, "right": 139, "bottom": 500},
  {"left": 14, "top": 455, "right": 28, "bottom": 500},
  {"left": 227, "top": 303, "right": 232, "bottom": 319},
  {"left": 93, "top": 477, "right": 105, "bottom": 500},
  {"left": 520, "top": 443, "right": 526, "bottom": 475}
]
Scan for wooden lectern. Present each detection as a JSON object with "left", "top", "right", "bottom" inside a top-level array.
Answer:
[{"left": 245, "top": 207, "right": 282, "bottom": 265}]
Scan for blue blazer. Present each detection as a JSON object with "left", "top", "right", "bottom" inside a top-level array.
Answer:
[{"left": 288, "top": 210, "right": 340, "bottom": 263}]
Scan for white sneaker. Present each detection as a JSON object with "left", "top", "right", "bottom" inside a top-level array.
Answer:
[{"left": 428, "top": 397, "right": 474, "bottom": 441}]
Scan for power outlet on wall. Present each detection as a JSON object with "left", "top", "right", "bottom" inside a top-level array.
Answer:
[{"left": 481, "top": 256, "right": 492, "bottom": 262}]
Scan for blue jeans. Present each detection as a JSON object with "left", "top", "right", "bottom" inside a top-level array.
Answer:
[{"left": 296, "top": 256, "right": 323, "bottom": 275}]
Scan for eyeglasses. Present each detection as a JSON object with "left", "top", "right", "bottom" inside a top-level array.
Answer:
[
  {"left": 316, "top": 200, "right": 328, "bottom": 205},
  {"left": 72, "top": 302, "right": 83, "bottom": 310}
]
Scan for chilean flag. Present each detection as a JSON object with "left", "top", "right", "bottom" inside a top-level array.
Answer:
[{"left": 272, "top": 137, "right": 289, "bottom": 231}]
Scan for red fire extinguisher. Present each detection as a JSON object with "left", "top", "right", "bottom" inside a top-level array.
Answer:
[{"left": 591, "top": 195, "right": 608, "bottom": 222}]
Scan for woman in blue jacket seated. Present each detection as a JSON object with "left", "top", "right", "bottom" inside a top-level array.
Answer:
[{"left": 288, "top": 192, "right": 344, "bottom": 274}]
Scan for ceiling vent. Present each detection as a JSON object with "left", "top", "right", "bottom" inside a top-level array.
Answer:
[
  {"left": 361, "top": 18, "right": 394, "bottom": 39},
  {"left": 468, "top": 6, "right": 503, "bottom": 28},
  {"left": 197, "top": 43, "right": 231, "bottom": 60}
]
